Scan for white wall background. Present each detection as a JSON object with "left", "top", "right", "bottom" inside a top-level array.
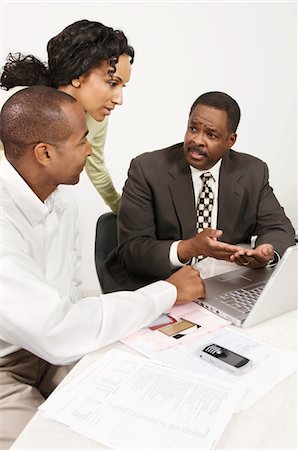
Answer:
[{"left": 1, "top": 1, "right": 297, "bottom": 290}]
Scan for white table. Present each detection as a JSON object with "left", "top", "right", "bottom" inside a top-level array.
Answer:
[
  {"left": 11, "top": 307, "right": 297, "bottom": 450},
  {"left": 11, "top": 257, "right": 297, "bottom": 449}
]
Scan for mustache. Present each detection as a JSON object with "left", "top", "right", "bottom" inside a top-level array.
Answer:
[{"left": 188, "top": 146, "right": 208, "bottom": 157}]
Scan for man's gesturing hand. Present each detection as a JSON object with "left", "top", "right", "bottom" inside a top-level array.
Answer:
[{"left": 178, "top": 228, "right": 245, "bottom": 263}]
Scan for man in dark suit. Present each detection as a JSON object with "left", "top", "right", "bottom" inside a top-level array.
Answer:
[{"left": 101, "top": 91, "right": 295, "bottom": 292}]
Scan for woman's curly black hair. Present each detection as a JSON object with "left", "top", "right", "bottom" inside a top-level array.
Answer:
[
  {"left": 0, "top": 19, "right": 134, "bottom": 90},
  {"left": 0, "top": 53, "right": 51, "bottom": 90}
]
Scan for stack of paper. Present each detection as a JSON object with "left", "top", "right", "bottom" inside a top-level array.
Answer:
[
  {"left": 39, "top": 303, "right": 297, "bottom": 449},
  {"left": 40, "top": 350, "right": 243, "bottom": 449},
  {"left": 122, "top": 321, "right": 297, "bottom": 412}
]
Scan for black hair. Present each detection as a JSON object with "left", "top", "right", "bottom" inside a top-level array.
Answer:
[
  {"left": 0, "top": 53, "right": 51, "bottom": 89},
  {"left": 0, "top": 85, "right": 77, "bottom": 160},
  {"left": 190, "top": 91, "right": 241, "bottom": 133},
  {"left": 0, "top": 19, "right": 134, "bottom": 90}
]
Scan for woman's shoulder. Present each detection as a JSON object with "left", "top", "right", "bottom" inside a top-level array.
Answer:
[{"left": 86, "top": 113, "right": 108, "bottom": 137}]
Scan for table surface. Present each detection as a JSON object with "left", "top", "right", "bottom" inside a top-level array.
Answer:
[{"left": 11, "top": 259, "right": 298, "bottom": 450}]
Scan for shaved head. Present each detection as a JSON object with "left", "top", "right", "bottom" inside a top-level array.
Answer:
[{"left": 0, "top": 85, "right": 77, "bottom": 160}]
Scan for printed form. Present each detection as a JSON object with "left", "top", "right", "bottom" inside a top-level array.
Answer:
[
  {"left": 122, "top": 307, "right": 297, "bottom": 412},
  {"left": 40, "top": 349, "right": 242, "bottom": 450}
]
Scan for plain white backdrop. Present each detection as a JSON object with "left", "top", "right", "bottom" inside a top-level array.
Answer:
[{"left": 1, "top": 1, "right": 297, "bottom": 290}]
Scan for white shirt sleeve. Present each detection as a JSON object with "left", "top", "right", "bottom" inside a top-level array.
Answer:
[
  {"left": 0, "top": 180, "right": 176, "bottom": 365},
  {"left": 169, "top": 240, "right": 189, "bottom": 269},
  {"left": 1, "top": 224, "right": 176, "bottom": 364}
]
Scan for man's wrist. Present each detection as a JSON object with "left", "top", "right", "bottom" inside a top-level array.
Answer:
[{"left": 177, "top": 239, "right": 194, "bottom": 263}]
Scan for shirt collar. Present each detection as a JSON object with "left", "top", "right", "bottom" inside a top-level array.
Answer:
[
  {"left": 189, "top": 158, "right": 222, "bottom": 182},
  {"left": 0, "top": 155, "right": 66, "bottom": 226}
]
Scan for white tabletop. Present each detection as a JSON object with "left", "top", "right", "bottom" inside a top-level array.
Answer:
[
  {"left": 11, "top": 307, "right": 297, "bottom": 450},
  {"left": 11, "top": 257, "right": 298, "bottom": 449}
]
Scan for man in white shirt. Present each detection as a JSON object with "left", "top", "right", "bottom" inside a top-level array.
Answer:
[
  {"left": 100, "top": 91, "right": 295, "bottom": 293},
  {"left": 0, "top": 86, "right": 205, "bottom": 448}
]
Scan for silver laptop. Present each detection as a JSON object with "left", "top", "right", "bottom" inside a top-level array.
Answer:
[{"left": 197, "top": 245, "right": 297, "bottom": 327}]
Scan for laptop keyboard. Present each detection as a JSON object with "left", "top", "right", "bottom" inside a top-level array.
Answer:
[{"left": 215, "top": 281, "right": 266, "bottom": 314}]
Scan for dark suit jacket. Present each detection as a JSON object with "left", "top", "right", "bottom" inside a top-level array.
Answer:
[{"left": 101, "top": 144, "right": 295, "bottom": 292}]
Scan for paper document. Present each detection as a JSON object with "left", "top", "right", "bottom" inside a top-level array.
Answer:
[
  {"left": 128, "top": 302, "right": 230, "bottom": 352},
  {"left": 40, "top": 349, "right": 242, "bottom": 450},
  {"left": 122, "top": 325, "right": 297, "bottom": 412}
]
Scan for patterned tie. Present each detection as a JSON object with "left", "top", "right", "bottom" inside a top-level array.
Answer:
[{"left": 195, "top": 172, "right": 214, "bottom": 261}]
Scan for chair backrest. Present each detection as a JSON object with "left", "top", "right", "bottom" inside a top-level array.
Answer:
[{"left": 95, "top": 212, "right": 118, "bottom": 276}]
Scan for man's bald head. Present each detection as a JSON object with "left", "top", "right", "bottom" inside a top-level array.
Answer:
[{"left": 0, "top": 85, "right": 77, "bottom": 160}]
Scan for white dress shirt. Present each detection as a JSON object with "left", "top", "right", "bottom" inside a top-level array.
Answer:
[
  {"left": 169, "top": 160, "right": 222, "bottom": 268},
  {"left": 0, "top": 157, "right": 176, "bottom": 364}
]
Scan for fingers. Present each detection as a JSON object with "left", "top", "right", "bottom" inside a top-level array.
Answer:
[
  {"left": 232, "top": 249, "right": 271, "bottom": 268},
  {"left": 233, "top": 254, "right": 255, "bottom": 267},
  {"left": 205, "top": 231, "right": 244, "bottom": 253},
  {"left": 248, "top": 244, "right": 274, "bottom": 261},
  {"left": 206, "top": 228, "right": 223, "bottom": 239},
  {"left": 217, "top": 242, "right": 245, "bottom": 254},
  {"left": 208, "top": 240, "right": 246, "bottom": 261},
  {"left": 226, "top": 244, "right": 274, "bottom": 268}
]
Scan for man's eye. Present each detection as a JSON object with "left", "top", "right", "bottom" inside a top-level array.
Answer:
[
  {"left": 208, "top": 132, "right": 216, "bottom": 138},
  {"left": 189, "top": 126, "right": 197, "bottom": 132}
]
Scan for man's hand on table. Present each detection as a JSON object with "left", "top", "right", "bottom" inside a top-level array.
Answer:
[{"left": 166, "top": 266, "right": 205, "bottom": 304}]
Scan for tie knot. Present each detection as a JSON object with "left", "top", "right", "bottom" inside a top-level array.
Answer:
[{"left": 200, "top": 172, "right": 213, "bottom": 184}]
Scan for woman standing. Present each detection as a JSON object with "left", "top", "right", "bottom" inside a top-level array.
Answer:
[{"left": 0, "top": 19, "right": 134, "bottom": 213}]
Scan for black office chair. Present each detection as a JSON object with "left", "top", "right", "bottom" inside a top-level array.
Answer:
[{"left": 95, "top": 212, "right": 118, "bottom": 278}]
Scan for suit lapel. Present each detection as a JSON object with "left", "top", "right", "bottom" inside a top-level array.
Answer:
[
  {"left": 168, "top": 146, "right": 197, "bottom": 239},
  {"left": 217, "top": 151, "right": 245, "bottom": 241}
]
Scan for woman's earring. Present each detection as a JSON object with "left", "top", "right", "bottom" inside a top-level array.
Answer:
[{"left": 72, "top": 80, "right": 80, "bottom": 88}]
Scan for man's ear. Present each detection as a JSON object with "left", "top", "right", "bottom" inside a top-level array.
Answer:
[
  {"left": 228, "top": 132, "right": 237, "bottom": 148},
  {"left": 33, "top": 142, "right": 53, "bottom": 167}
]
